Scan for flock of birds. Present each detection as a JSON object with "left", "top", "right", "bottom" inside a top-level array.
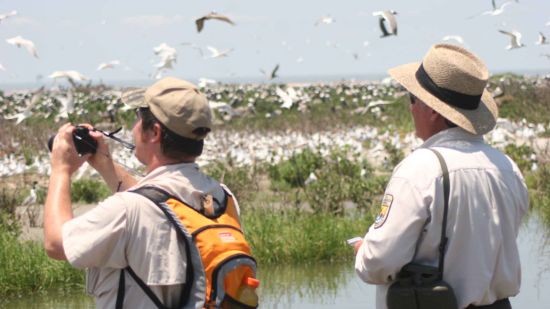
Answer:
[
  {"left": 1, "top": 0, "right": 549, "bottom": 83},
  {"left": 0, "top": 75, "right": 548, "bottom": 181}
]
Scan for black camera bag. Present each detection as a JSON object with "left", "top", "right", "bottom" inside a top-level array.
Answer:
[{"left": 386, "top": 148, "right": 458, "bottom": 309}]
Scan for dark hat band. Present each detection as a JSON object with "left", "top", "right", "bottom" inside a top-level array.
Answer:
[{"left": 415, "top": 64, "right": 481, "bottom": 110}]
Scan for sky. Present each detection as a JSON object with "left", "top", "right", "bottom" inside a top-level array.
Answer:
[{"left": 0, "top": 0, "right": 549, "bottom": 87}]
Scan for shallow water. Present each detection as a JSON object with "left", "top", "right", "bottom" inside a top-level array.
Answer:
[{"left": 2, "top": 215, "right": 549, "bottom": 309}]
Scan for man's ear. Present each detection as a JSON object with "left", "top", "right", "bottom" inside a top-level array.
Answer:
[{"left": 150, "top": 123, "right": 163, "bottom": 143}]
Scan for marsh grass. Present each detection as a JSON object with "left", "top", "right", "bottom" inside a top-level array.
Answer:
[
  {"left": 242, "top": 208, "right": 372, "bottom": 264},
  {"left": 0, "top": 230, "right": 84, "bottom": 295}
]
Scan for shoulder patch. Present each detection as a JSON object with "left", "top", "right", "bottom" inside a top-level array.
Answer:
[{"left": 373, "top": 194, "right": 393, "bottom": 229}]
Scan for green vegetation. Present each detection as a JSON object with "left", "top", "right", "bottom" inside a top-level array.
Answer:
[
  {"left": 243, "top": 208, "right": 371, "bottom": 264},
  {"left": 71, "top": 178, "right": 111, "bottom": 203},
  {"left": 0, "top": 229, "right": 84, "bottom": 295},
  {"left": 0, "top": 76, "right": 549, "bottom": 296}
]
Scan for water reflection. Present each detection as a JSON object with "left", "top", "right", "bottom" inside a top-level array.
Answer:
[
  {"left": 258, "top": 262, "right": 364, "bottom": 308},
  {"left": 1, "top": 289, "right": 93, "bottom": 309}
]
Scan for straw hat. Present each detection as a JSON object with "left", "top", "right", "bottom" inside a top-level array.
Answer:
[{"left": 388, "top": 44, "right": 498, "bottom": 135}]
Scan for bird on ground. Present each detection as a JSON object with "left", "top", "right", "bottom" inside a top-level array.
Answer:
[
  {"left": 97, "top": 60, "right": 121, "bottom": 71},
  {"left": 153, "top": 43, "right": 177, "bottom": 79},
  {"left": 6, "top": 35, "right": 39, "bottom": 58},
  {"left": 315, "top": 15, "right": 334, "bottom": 26},
  {"left": 373, "top": 10, "right": 398, "bottom": 37},
  {"left": 498, "top": 30, "right": 525, "bottom": 49},
  {"left": 0, "top": 10, "right": 16, "bottom": 23},
  {"left": 198, "top": 78, "right": 217, "bottom": 88},
  {"left": 49, "top": 70, "right": 89, "bottom": 86},
  {"left": 442, "top": 35, "right": 465, "bottom": 44},
  {"left": 195, "top": 12, "right": 234, "bottom": 33},
  {"left": 206, "top": 46, "right": 233, "bottom": 58},
  {"left": 275, "top": 87, "right": 298, "bottom": 109},
  {"left": 536, "top": 32, "right": 548, "bottom": 45},
  {"left": 260, "top": 64, "right": 280, "bottom": 80},
  {"left": 21, "top": 181, "right": 38, "bottom": 206},
  {"left": 482, "top": 0, "right": 513, "bottom": 16}
]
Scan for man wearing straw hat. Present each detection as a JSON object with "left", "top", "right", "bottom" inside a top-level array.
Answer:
[{"left": 354, "top": 44, "right": 528, "bottom": 309}]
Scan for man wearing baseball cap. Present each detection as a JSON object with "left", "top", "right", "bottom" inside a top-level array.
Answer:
[
  {"left": 44, "top": 77, "right": 239, "bottom": 308},
  {"left": 354, "top": 44, "right": 528, "bottom": 309}
]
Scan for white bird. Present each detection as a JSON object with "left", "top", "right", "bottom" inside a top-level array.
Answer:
[
  {"left": 195, "top": 12, "right": 235, "bottom": 33},
  {"left": 21, "top": 181, "right": 38, "bottom": 206},
  {"left": 97, "top": 60, "right": 121, "bottom": 71},
  {"left": 498, "top": 30, "right": 525, "bottom": 49},
  {"left": 482, "top": 0, "right": 513, "bottom": 16},
  {"left": 4, "top": 88, "right": 44, "bottom": 125},
  {"left": 6, "top": 35, "right": 39, "bottom": 58},
  {"left": 304, "top": 172, "right": 318, "bottom": 185},
  {"left": 56, "top": 89, "right": 75, "bottom": 119},
  {"left": 0, "top": 10, "right": 16, "bottom": 23},
  {"left": 275, "top": 87, "right": 298, "bottom": 109},
  {"left": 198, "top": 78, "right": 217, "bottom": 88},
  {"left": 536, "top": 32, "right": 548, "bottom": 45},
  {"left": 153, "top": 43, "right": 177, "bottom": 79},
  {"left": 49, "top": 70, "right": 89, "bottom": 86},
  {"left": 315, "top": 15, "right": 334, "bottom": 26},
  {"left": 442, "top": 35, "right": 465, "bottom": 44},
  {"left": 373, "top": 11, "right": 398, "bottom": 37},
  {"left": 206, "top": 46, "right": 233, "bottom": 58}
]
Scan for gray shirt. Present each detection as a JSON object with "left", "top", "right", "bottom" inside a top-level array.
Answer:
[{"left": 63, "top": 162, "right": 227, "bottom": 308}]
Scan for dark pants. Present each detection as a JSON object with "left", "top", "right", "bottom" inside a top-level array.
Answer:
[{"left": 465, "top": 298, "right": 511, "bottom": 309}]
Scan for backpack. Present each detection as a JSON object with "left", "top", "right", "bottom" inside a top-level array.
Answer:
[{"left": 115, "top": 185, "right": 258, "bottom": 309}]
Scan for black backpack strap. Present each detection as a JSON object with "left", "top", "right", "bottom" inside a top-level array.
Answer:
[
  {"left": 130, "top": 186, "right": 195, "bottom": 308},
  {"left": 427, "top": 148, "right": 450, "bottom": 279},
  {"left": 115, "top": 268, "right": 125, "bottom": 309}
]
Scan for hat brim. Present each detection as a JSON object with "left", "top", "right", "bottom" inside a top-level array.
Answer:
[
  {"left": 389, "top": 62, "right": 498, "bottom": 135},
  {"left": 120, "top": 88, "right": 148, "bottom": 108}
]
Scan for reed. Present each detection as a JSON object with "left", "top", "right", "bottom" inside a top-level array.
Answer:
[
  {"left": 0, "top": 230, "right": 84, "bottom": 296},
  {"left": 242, "top": 208, "right": 373, "bottom": 264}
]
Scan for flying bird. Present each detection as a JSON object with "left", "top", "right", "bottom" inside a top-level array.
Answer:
[
  {"left": 97, "top": 60, "right": 121, "bottom": 71},
  {"left": 315, "top": 15, "right": 335, "bottom": 26},
  {"left": 0, "top": 10, "right": 17, "bottom": 23},
  {"left": 6, "top": 36, "right": 39, "bottom": 58},
  {"left": 373, "top": 10, "right": 398, "bottom": 37},
  {"left": 206, "top": 46, "right": 233, "bottom": 58},
  {"left": 498, "top": 30, "right": 525, "bottom": 49},
  {"left": 195, "top": 12, "right": 235, "bottom": 33},
  {"left": 260, "top": 64, "right": 280, "bottom": 80},
  {"left": 442, "top": 35, "right": 465, "bottom": 44},
  {"left": 482, "top": 0, "right": 513, "bottom": 16},
  {"left": 49, "top": 70, "right": 89, "bottom": 87},
  {"left": 536, "top": 32, "right": 548, "bottom": 45},
  {"left": 153, "top": 43, "right": 177, "bottom": 79}
]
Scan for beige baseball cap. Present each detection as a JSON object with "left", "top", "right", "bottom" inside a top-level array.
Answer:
[{"left": 122, "top": 77, "right": 212, "bottom": 140}]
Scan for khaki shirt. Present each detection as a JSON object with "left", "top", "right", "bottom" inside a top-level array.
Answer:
[
  {"left": 355, "top": 128, "right": 529, "bottom": 309},
  {"left": 63, "top": 162, "right": 227, "bottom": 309}
]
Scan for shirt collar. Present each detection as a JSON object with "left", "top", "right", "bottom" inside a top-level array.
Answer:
[
  {"left": 420, "top": 127, "right": 484, "bottom": 149},
  {"left": 137, "top": 162, "right": 199, "bottom": 186}
]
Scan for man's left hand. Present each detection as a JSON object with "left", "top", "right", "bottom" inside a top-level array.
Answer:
[{"left": 50, "top": 123, "right": 90, "bottom": 175}]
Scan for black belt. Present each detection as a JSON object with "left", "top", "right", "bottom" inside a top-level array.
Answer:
[{"left": 466, "top": 298, "right": 511, "bottom": 309}]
